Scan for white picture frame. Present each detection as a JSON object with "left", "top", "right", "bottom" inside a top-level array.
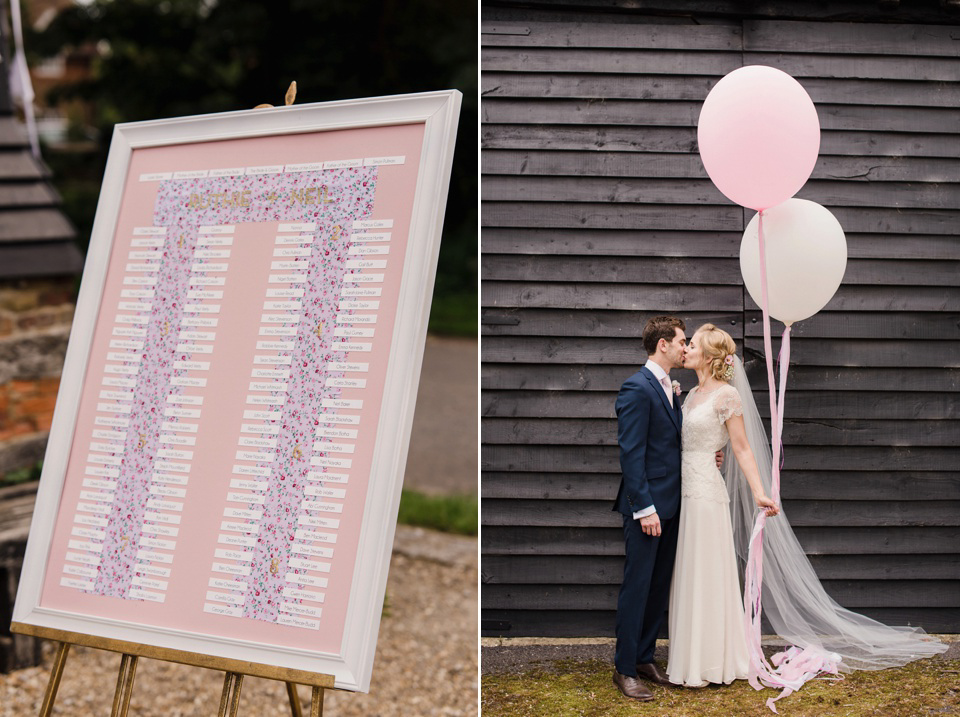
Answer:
[{"left": 13, "top": 90, "right": 461, "bottom": 692}]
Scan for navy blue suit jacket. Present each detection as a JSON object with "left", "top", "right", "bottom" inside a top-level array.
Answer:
[{"left": 613, "top": 367, "right": 683, "bottom": 520}]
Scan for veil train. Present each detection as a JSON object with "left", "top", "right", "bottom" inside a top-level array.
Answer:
[{"left": 722, "top": 354, "right": 947, "bottom": 674}]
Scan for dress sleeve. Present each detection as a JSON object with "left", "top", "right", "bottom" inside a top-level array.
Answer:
[{"left": 716, "top": 385, "right": 743, "bottom": 423}]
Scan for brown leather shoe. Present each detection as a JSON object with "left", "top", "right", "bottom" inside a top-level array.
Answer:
[
  {"left": 612, "top": 671, "right": 654, "bottom": 701},
  {"left": 636, "top": 662, "right": 674, "bottom": 687}
]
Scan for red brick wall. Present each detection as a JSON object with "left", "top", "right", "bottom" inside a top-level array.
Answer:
[{"left": 0, "top": 279, "right": 75, "bottom": 478}]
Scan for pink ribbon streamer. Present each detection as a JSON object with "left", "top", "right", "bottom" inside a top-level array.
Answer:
[{"left": 744, "top": 212, "right": 837, "bottom": 712}]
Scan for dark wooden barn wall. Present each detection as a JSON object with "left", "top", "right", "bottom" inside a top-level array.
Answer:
[{"left": 480, "top": 11, "right": 960, "bottom": 636}]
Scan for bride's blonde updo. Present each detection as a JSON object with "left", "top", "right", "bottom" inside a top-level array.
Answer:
[{"left": 695, "top": 323, "right": 737, "bottom": 382}]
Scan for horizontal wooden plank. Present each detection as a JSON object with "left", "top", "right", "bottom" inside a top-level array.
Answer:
[
  {"left": 0, "top": 242, "right": 84, "bottom": 278},
  {"left": 482, "top": 416, "right": 960, "bottom": 447},
  {"left": 482, "top": 200, "right": 744, "bottom": 231},
  {"left": 483, "top": 254, "right": 958, "bottom": 289},
  {"left": 481, "top": 227, "right": 960, "bottom": 261},
  {"left": 482, "top": 149, "right": 960, "bottom": 183},
  {"left": 482, "top": 254, "right": 742, "bottom": 284},
  {"left": 480, "top": 498, "right": 960, "bottom": 528},
  {"left": 743, "top": 20, "right": 960, "bottom": 57},
  {"left": 481, "top": 389, "right": 960, "bottom": 420},
  {"left": 481, "top": 364, "right": 960, "bottom": 393},
  {"left": 741, "top": 338, "right": 960, "bottom": 368},
  {"left": 481, "top": 470, "right": 960, "bottom": 501},
  {"left": 799, "top": 285, "right": 960, "bottom": 312},
  {"left": 481, "top": 607, "right": 959, "bottom": 637},
  {"left": 482, "top": 124, "right": 700, "bottom": 154},
  {"left": 482, "top": 97, "right": 707, "bottom": 126},
  {"left": 0, "top": 117, "right": 29, "bottom": 148},
  {"left": 482, "top": 444, "right": 960, "bottom": 472},
  {"left": 482, "top": 124, "right": 960, "bottom": 159},
  {"left": 482, "top": 97, "right": 960, "bottom": 134},
  {"left": 781, "top": 419, "right": 959, "bottom": 448},
  {"left": 745, "top": 51, "right": 960, "bottom": 82},
  {"left": 482, "top": 73, "right": 716, "bottom": 102},
  {"left": 484, "top": 175, "right": 960, "bottom": 210},
  {"left": 482, "top": 148, "right": 709, "bottom": 177},
  {"left": 483, "top": 202, "right": 960, "bottom": 235},
  {"left": 481, "top": 227, "right": 744, "bottom": 258},
  {"left": 0, "top": 150, "right": 48, "bottom": 180},
  {"left": 483, "top": 580, "right": 959, "bottom": 610},
  {"left": 481, "top": 20, "right": 742, "bottom": 50},
  {"left": 482, "top": 554, "right": 960, "bottom": 585},
  {"left": 481, "top": 47, "right": 740, "bottom": 76},
  {"left": 481, "top": 525, "right": 960, "bottom": 556},
  {"left": 484, "top": 0, "right": 960, "bottom": 23},
  {"left": 483, "top": 175, "right": 728, "bottom": 203},
  {"left": 482, "top": 73, "right": 960, "bottom": 109},
  {"left": 743, "top": 311, "right": 960, "bottom": 340},
  {"left": 0, "top": 182, "right": 60, "bottom": 208},
  {"left": 481, "top": 335, "right": 960, "bottom": 368},
  {"left": 0, "top": 209, "right": 75, "bottom": 243},
  {"left": 481, "top": 608, "right": 615, "bottom": 637},
  {"left": 482, "top": 281, "right": 744, "bottom": 311},
  {"left": 480, "top": 309, "right": 743, "bottom": 338}
]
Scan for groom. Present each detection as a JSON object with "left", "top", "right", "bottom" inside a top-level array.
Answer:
[{"left": 612, "top": 315, "right": 687, "bottom": 700}]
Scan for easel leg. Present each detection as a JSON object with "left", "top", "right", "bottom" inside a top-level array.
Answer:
[
  {"left": 286, "top": 682, "right": 303, "bottom": 717},
  {"left": 110, "top": 654, "right": 139, "bottom": 717},
  {"left": 218, "top": 672, "right": 244, "bottom": 717},
  {"left": 38, "top": 641, "right": 70, "bottom": 717},
  {"left": 310, "top": 686, "right": 324, "bottom": 717}
]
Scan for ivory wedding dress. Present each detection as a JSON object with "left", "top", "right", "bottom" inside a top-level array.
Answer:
[
  {"left": 667, "top": 383, "right": 749, "bottom": 686},
  {"left": 667, "top": 358, "right": 946, "bottom": 693}
]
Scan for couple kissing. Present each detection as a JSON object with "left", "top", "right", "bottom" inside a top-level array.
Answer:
[{"left": 612, "top": 316, "right": 778, "bottom": 700}]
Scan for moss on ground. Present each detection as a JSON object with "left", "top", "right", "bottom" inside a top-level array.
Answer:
[{"left": 482, "top": 658, "right": 960, "bottom": 717}]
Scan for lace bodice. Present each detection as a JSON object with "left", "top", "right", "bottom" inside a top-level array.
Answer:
[{"left": 680, "top": 384, "right": 743, "bottom": 503}]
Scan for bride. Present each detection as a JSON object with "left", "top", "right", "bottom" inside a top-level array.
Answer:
[
  {"left": 667, "top": 323, "right": 946, "bottom": 690},
  {"left": 667, "top": 323, "right": 778, "bottom": 686}
]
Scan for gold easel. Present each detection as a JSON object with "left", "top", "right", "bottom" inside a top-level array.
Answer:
[
  {"left": 13, "top": 622, "right": 333, "bottom": 716},
  {"left": 13, "top": 82, "right": 347, "bottom": 716}
]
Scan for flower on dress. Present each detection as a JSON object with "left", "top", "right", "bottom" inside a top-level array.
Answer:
[{"left": 672, "top": 380, "right": 682, "bottom": 396}]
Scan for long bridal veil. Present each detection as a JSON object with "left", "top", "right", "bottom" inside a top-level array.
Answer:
[{"left": 722, "top": 355, "right": 947, "bottom": 671}]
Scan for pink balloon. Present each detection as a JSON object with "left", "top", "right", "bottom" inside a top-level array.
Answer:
[{"left": 698, "top": 66, "right": 820, "bottom": 211}]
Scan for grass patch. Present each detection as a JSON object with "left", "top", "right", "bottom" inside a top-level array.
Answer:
[
  {"left": 397, "top": 488, "right": 477, "bottom": 536},
  {"left": 428, "top": 291, "right": 477, "bottom": 336},
  {"left": 0, "top": 461, "right": 43, "bottom": 488},
  {"left": 482, "top": 657, "right": 960, "bottom": 717}
]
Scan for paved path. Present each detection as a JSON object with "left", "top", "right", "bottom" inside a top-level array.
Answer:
[{"left": 403, "top": 335, "right": 477, "bottom": 496}]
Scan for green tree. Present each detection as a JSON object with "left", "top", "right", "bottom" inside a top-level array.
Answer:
[{"left": 30, "top": 0, "right": 476, "bottom": 332}]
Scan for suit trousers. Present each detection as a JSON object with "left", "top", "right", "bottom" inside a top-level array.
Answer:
[{"left": 614, "top": 507, "right": 681, "bottom": 675}]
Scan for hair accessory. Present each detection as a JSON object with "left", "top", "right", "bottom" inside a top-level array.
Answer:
[{"left": 723, "top": 354, "right": 735, "bottom": 381}]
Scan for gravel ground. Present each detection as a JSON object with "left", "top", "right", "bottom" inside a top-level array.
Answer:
[
  {"left": 1, "top": 526, "right": 478, "bottom": 716},
  {"left": 404, "top": 336, "right": 477, "bottom": 497}
]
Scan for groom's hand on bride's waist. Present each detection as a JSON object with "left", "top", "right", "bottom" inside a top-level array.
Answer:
[
  {"left": 715, "top": 450, "right": 724, "bottom": 469},
  {"left": 639, "top": 512, "right": 661, "bottom": 537}
]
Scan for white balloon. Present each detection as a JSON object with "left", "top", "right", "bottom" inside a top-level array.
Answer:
[{"left": 740, "top": 199, "right": 847, "bottom": 325}]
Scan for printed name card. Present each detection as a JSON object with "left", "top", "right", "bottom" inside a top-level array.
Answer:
[{"left": 13, "top": 91, "right": 461, "bottom": 692}]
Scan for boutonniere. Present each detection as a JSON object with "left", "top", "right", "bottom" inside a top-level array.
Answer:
[{"left": 672, "top": 380, "right": 682, "bottom": 397}]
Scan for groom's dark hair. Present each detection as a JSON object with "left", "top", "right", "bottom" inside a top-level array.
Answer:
[{"left": 643, "top": 316, "right": 686, "bottom": 355}]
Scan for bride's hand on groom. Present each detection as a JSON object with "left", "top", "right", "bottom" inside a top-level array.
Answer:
[{"left": 755, "top": 494, "right": 780, "bottom": 517}]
